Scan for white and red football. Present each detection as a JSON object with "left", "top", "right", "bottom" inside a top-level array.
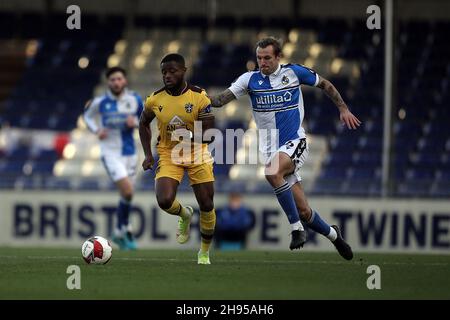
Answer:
[{"left": 81, "top": 236, "right": 112, "bottom": 265}]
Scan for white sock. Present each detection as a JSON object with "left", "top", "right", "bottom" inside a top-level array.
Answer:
[
  {"left": 291, "top": 221, "right": 304, "bottom": 231},
  {"left": 114, "top": 228, "right": 125, "bottom": 238},
  {"left": 122, "top": 224, "right": 133, "bottom": 234},
  {"left": 179, "top": 206, "right": 190, "bottom": 220},
  {"left": 327, "top": 227, "right": 338, "bottom": 241}
]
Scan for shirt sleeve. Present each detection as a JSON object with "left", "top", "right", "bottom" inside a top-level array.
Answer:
[
  {"left": 228, "top": 72, "right": 252, "bottom": 98},
  {"left": 290, "top": 64, "right": 320, "bottom": 87},
  {"left": 144, "top": 94, "right": 155, "bottom": 113},
  {"left": 83, "top": 97, "right": 102, "bottom": 133},
  {"left": 134, "top": 93, "right": 144, "bottom": 117},
  {"left": 198, "top": 90, "right": 213, "bottom": 120}
]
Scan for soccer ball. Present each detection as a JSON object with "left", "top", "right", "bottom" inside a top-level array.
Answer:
[{"left": 81, "top": 236, "right": 112, "bottom": 265}]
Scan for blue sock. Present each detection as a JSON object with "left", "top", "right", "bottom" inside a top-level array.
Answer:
[
  {"left": 274, "top": 182, "right": 300, "bottom": 224},
  {"left": 117, "top": 198, "right": 131, "bottom": 230},
  {"left": 306, "top": 209, "right": 331, "bottom": 236}
]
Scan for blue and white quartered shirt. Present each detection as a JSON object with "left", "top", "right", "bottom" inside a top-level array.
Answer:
[
  {"left": 229, "top": 63, "right": 319, "bottom": 156},
  {"left": 83, "top": 89, "right": 143, "bottom": 157}
]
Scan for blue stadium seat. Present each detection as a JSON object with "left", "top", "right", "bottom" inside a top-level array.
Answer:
[
  {"left": 341, "top": 180, "right": 372, "bottom": 196},
  {"left": 311, "top": 180, "right": 343, "bottom": 196},
  {"left": 324, "top": 152, "right": 353, "bottom": 167},
  {"left": 352, "top": 152, "right": 381, "bottom": 167},
  {"left": 348, "top": 167, "right": 378, "bottom": 181},
  {"left": 320, "top": 167, "right": 348, "bottom": 180},
  {"left": 397, "top": 182, "right": 432, "bottom": 197},
  {"left": 214, "top": 165, "right": 230, "bottom": 177},
  {"left": 44, "top": 177, "right": 72, "bottom": 190},
  {"left": 30, "top": 161, "right": 55, "bottom": 174},
  {"left": 433, "top": 181, "right": 450, "bottom": 197},
  {"left": 79, "top": 179, "right": 100, "bottom": 190},
  {"left": 7, "top": 146, "right": 30, "bottom": 160}
]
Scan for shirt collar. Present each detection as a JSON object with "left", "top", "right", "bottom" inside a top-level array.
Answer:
[
  {"left": 165, "top": 82, "right": 189, "bottom": 96},
  {"left": 106, "top": 88, "right": 129, "bottom": 100},
  {"left": 260, "top": 64, "right": 282, "bottom": 78}
]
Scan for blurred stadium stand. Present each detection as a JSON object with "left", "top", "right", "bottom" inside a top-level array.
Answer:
[{"left": 0, "top": 0, "right": 449, "bottom": 198}]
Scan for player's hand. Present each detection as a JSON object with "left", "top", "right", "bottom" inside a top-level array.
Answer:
[
  {"left": 97, "top": 128, "right": 108, "bottom": 140},
  {"left": 340, "top": 109, "right": 362, "bottom": 130},
  {"left": 142, "top": 155, "right": 155, "bottom": 171},
  {"left": 125, "top": 115, "right": 137, "bottom": 128}
]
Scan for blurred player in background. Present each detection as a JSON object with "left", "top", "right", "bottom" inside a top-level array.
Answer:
[
  {"left": 211, "top": 37, "right": 360, "bottom": 260},
  {"left": 83, "top": 67, "right": 143, "bottom": 250},
  {"left": 139, "top": 54, "right": 216, "bottom": 265},
  {"left": 215, "top": 192, "right": 255, "bottom": 250}
]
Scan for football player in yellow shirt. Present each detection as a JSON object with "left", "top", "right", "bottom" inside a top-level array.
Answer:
[{"left": 139, "top": 53, "right": 215, "bottom": 264}]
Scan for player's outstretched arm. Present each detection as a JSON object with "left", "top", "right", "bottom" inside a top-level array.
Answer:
[
  {"left": 317, "top": 76, "right": 362, "bottom": 130},
  {"left": 139, "top": 109, "right": 156, "bottom": 170},
  {"left": 210, "top": 89, "right": 237, "bottom": 108}
]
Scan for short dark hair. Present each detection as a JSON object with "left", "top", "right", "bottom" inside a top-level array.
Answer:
[
  {"left": 229, "top": 192, "right": 242, "bottom": 199},
  {"left": 160, "top": 53, "right": 185, "bottom": 67},
  {"left": 256, "top": 37, "right": 283, "bottom": 56},
  {"left": 105, "top": 66, "right": 127, "bottom": 79}
]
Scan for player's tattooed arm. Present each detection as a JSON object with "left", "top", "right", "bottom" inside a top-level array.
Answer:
[
  {"left": 139, "top": 109, "right": 156, "bottom": 170},
  {"left": 317, "top": 76, "right": 348, "bottom": 111},
  {"left": 317, "top": 76, "right": 362, "bottom": 130},
  {"left": 210, "top": 89, "right": 236, "bottom": 108}
]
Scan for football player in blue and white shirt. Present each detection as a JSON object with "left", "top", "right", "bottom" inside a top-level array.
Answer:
[
  {"left": 84, "top": 67, "right": 143, "bottom": 250},
  {"left": 211, "top": 38, "right": 360, "bottom": 260}
]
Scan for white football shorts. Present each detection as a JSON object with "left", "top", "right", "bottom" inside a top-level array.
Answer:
[
  {"left": 101, "top": 154, "right": 138, "bottom": 182},
  {"left": 264, "top": 137, "right": 309, "bottom": 186}
]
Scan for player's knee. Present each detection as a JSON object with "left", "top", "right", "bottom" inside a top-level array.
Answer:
[
  {"left": 199, "top": 199, "right": 214, "bottom": 212},
  {"left": 118, "top": 182, "right": 133, "bottom": 201},
  {"left": 298, "top": 206, "right": 312, "bottom": 222},
  {"left": 121, "top": 190, "right": 133, "bottom": 202},
  {"left": 264, "top": 172, "right": 283, "bottom": 186},
  {"left": 157, "top": 195, "right": 175, "bottom": 210}
]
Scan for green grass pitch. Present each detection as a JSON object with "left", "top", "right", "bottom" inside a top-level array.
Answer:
[{"left": 1, "top": 247, "right": 449, "bottom": 300}]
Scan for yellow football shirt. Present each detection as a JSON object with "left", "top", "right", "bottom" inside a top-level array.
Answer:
[{"left": 144, "top": 84, "right": 213, "bottom": 162}]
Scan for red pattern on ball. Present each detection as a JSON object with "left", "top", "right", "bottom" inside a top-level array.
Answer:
[{"left": 93, "top": 239, "right": 104, "bottom": 259}]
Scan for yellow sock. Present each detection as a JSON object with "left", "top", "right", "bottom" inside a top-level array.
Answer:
[
  {"left": 200, "top": 209, "right": 216, "bottom": 253},
  {"left": 164, "top": 199, "right": 189, "bottom": 219}
]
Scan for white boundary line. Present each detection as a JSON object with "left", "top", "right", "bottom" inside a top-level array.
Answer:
[{"left": 0, "top": 255, "right": 449, "bottom": 266}]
